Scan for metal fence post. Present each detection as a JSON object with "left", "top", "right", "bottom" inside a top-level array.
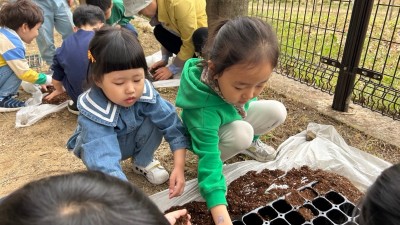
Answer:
[{"left": 332, "top": 0, "right": 374, "bottom": 111}]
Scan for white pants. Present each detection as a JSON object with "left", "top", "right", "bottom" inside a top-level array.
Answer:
[{"left": 219, "top": 100, "right": 287, "bottom": 161}]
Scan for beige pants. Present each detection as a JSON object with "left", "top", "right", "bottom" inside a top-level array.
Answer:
[{"left": 219, "top": 100, "right": 287, "bottom": 161}]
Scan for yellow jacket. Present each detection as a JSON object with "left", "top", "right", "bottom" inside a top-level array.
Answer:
[{"left": 157, "top": 0, "right": 207, "bottom": 62}]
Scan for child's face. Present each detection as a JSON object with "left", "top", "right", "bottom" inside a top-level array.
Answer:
[
  {"left": 17, "top": 23, "right": 41, "bottom": 44},
  {"left": 214, "top": 61, "right": 273, "bottom": 106},
  {"left": 96, "top": 68, "right": 145, "bottom": 107}
]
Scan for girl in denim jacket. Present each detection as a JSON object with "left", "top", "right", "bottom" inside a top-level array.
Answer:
[{"left": 67, "top": 26, "right": 190, "bottom": 198}]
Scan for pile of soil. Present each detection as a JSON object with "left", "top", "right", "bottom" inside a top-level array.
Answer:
[
  {"left": 41, "top": 86, "right": 70, "bottom": 105},
  {"left": 165, "top": 166, "right": 363, "bottom": 225}
]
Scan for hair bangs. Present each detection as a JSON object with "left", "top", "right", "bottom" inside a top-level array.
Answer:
[{"left": 104, "top": 34, "right": 147, "bottom": 73}]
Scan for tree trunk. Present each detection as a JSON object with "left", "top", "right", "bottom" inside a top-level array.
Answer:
[{"left": 206, "top": 0, "right": 249, "bottom": 32}]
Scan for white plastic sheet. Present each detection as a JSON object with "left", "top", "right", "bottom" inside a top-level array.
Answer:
[
  {"left": 14, "top": 82, "right": 67, "bottom": 128},
  {"left": 145, "top": 51, "right": 181, "bottom": 88},
  {"left": 150, "top": 123, "right": 391, "bottom": 212}
]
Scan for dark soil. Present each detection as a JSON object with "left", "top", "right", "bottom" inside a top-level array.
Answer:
[
  {"left": 175, "top": 213, "right": 189, "bottom": 225},
  {"left": 165, "top": 166, "right": 363, "bottom": 225},
  {"left": 41, "top": 86, "right": 70, "bottom": 105}
]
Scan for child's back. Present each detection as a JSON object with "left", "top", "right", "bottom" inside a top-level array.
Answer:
[{"left": 44, "top": 5, "right": 105, "bottom": 114}]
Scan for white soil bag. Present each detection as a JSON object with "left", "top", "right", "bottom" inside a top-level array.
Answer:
[
  {"left": 150, "top": 122, "right": 391, "bottom": 212},
  {"left": 14, "top": 82, "right": 67, "bottom": 128}
]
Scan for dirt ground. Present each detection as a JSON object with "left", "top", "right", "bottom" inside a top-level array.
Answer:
[{"left": 1, "top": 20, "right": 399, "bottom": 198}]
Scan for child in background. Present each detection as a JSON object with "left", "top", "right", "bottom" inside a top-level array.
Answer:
[
  {"left": 123, "top": 0, "right": 208, "bottom": 80},
  {"left": 0, "top": 0, "right": 52, "bottom": 111},
  {"left": 86, "top": 0, "right": 138, "bottom": 36},
  {"left": 44, "top": 5, "right": 105, "bottom": 115},
  {"left": 0, "top": 171, "right": 191, "bottom": 225},
  {"left": 175, "top": 17, "right": 287, "bottom": 225},
  {"left": 354, "top": 163, "right": 400, "bottom": 225},
  {"left": 67, "top": 26, "right": 190, "bottom": 198}
]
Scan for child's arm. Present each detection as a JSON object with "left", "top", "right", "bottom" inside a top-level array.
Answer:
[
  {"left": 45, "top": 50, "right": 66, "bottom": 100},
  {"left": 4, "top": 54, "right": 51, "bottom": 85},
  {"left": 75, "top": 115, "right": 128, "bottom": 181},
  {"left": 9, "top": 62, "right": 51, "bottom": 85},
  {"left": 169, "top": 148, "right": 186, "bottom": 198},
  {"left": 141, "top": 85, "right": 190, "bottom": 197},
  {"left": 210, "top": 205, "right": 233, "bottom": 225},
  {"left": 188, "top": 126, "right": 232, "bottom": 224}
]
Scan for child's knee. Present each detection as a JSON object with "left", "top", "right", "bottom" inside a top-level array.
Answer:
[
  {"left": 269, "top": 100, "right": 287, "bottom": 124},
  {"left": 251, "top": 100, "right": 287, "bottom": 124},
  {"left": 220, "top": 120, "right": 254, "bottom": 150}
]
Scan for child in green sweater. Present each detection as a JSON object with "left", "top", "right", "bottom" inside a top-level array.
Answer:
[
  {"left": 86, "top": 0, "right": 137, "bottom": 36},
  {"left": 176, "top": 17, "right": 287, "bottom": 225}
]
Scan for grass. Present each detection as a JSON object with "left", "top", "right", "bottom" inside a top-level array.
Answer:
[{"left": 249, "top": 0, "right": 400, "bottom": 118}]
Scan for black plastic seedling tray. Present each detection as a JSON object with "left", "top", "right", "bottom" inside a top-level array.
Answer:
[{"left": 232, "top": 182, "right": 360, "bottom": 225}]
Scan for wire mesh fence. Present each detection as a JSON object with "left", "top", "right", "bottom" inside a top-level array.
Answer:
[{"left": 249, "top": 0, "right": 400, "bottom": 120}]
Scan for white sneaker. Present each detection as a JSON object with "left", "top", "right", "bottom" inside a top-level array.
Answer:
[
  {"left": 133, "top": 159, "right": 169, "bottom": 185},
  {"left": 242, "top": 139, "right": 277, "bottom": 162}
]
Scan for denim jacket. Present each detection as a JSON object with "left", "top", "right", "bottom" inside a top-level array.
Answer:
[{"left": 67, "top": 79, "right": 189, "bottom": 180}]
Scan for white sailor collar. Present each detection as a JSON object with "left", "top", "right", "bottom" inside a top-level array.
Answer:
[{"left": 77, "top": 79, "right": 157, "bottom": 127}]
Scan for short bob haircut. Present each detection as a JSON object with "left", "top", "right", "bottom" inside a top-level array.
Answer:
[
  {"left": 0, "top": 0, "right": 44, "bottom": 31},
  {"left": 87, "top": 26, "right": 150, "bottom": 85}
]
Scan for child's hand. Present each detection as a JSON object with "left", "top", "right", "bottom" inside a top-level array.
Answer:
[
  {"left": 165, "top": 209, "right": 191, "bottom": 225},
  {"left": 152, "top": 66, "right": 173, "bottom": 81},
  {"left": 44, "top": 88, "right": 65, "bottom": 101},
  {"left": 150, "top": 60, "right": 167, "bottom": 71},
  {"left": 168, "top": 166, "right": 185, "bottom": 198},
  {"left": 44, "top": 80, "right": 65, "bottom": 101}
]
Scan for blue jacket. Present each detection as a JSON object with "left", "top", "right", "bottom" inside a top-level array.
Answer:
[{"left": 67, "top": 80, "right": 189, "bottom": 180}]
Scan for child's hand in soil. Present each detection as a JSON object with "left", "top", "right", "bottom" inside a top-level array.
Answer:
[
  {"left": 44, "top": 79, "right": 65, "bottom": 101},
  {"left": 165, "top": 209, "right": 191, "bottom": 225},
  {"left": 150, "top": 60, "right": 173, "bottom": 81},
  {"left": 149, "top": 60, "right": 167, "bottom": 73},
  {"left": 44, "top": 88, "right": 65, "bottom": 101},
  {"left": 152, "top": 66, "right": 173, "bottom": 81}
]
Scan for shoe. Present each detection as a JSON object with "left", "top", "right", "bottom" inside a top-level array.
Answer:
[
  {"left": 67, "top": 100, "right": 79, "bottom": 115},
  {"left": 0, "top": 95, "right": 25, "bottom": 111},
  {"left": 11, "top": 92, "right": 19, "bottom": 98},
  {"left": 133, "top": 159, "right": 169, "bottom": 185},
  {"left": 242, "top": 139, "right": 277, "bottom": 162}
]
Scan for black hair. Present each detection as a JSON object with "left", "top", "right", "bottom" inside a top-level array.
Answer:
[
  {"left": 73, "top": 4, "right": 105, "bottom": 28},
  {"left": 203, "top": 16, "right": 279, "bottom": 78},
  {"left": 355, "top": 163, "right": 400, "bottom": 225},
  {"left": 0, "top": 0, "right": 44, "bottom": 31},
  {"left": 87, "top": 26, "right": 150, "bottom": 85},
  {"left": 0, "top": 171, "right": 170, "bottom": 225},
  {"left": 85, "top": 0, "right": 112, "bottom": 12}
]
